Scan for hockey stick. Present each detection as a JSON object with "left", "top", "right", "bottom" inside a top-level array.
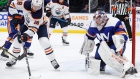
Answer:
[
  {"left": 76, "top": 25, "right": 88, "bottom": 30},
  {"left": 53, "top": 16, "right": 67, "bottom": 22},
  {"left": 0, "top": 33, "right": 18, "bottom": 49},
  {"left": 52, "top": 16, "right": 87, "bottom": 29},
  {"left": 0, "top": 47, "right": 19, "bottom": 59},
  {"left": 0, "top": 46, "right": 27, "bottom": 60},
  {"left": 23, "top": 46, "right": 31, "bottom": 78},
  {"left": 23, "top": 46, "right": 41, "bottom": 79},
  {"left": 52, "top": 16, "right": 88, "bottom": 30}
]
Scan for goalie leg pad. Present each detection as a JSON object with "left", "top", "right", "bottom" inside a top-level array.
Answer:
[
  {"left": 98, "top": 41, "right": 130, "bottom": 72},
  {"left": 87, "top": 57, "right": 101, "bottom": 75},
  {"left": 80, "top": 35, "right": 95, "bottom": 55}
]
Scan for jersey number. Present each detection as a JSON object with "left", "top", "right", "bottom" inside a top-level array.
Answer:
[{"left": 34, "top": 21, "right": 39, "bottom": 25}]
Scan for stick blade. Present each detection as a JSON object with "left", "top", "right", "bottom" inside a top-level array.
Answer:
[{"left": 29, "top": 76, "right": 41, "bottom": 79}]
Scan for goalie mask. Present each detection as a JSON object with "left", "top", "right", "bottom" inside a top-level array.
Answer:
[
  {"left": 93, "top": 10, "right": 108, "bottom": 31},
  {"left": 31, "top": 0, "right": 43, "bottom": 12}
]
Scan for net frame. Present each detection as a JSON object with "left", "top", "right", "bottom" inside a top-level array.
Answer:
[
  {"left": 132, "top": 7, "right": 140, "bottom": 68},
  {"left": 132, "top": 7, "right": 136, "bottom": 66}
]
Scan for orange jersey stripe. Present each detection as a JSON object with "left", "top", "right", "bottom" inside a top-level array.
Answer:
[
  {"left": 87, "top": 32, "right": 96, "bottom": 38},
  {"left": 115, "top": 31, "right": 126, "bottom": 35}
]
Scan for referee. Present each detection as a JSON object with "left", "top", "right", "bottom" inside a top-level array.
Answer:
[{"left": 112, "top": 0, "right": 132, "bottom": 41}]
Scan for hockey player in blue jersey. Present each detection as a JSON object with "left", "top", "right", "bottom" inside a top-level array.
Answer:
[
  {"left": 45, "top": 0, "right": 71, "bottom": 46},
  {"left": 80, "top": 10, "right": 138, "bottom": 78},
  {"left": 0, "top": 0, "right": 34, "bottom": 61},
  {"left": 6, "top": 0, "right": 60, "bottom": 69}
]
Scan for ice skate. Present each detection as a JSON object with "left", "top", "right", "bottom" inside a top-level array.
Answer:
[
  {"left": 6, "top": 58, "right": 17, "bottom": 67},
  {"left": 100, "top": 66, "right": 106, "bottom": 74},
  {"left": 121, "top": 67, "right": 138, "bottom": 78},
  {"left": 51, "top": 59, "right": 60, "bottom": 70},
  {"left": 0, "top": 50, "right": 9, "bottom": 61},
  {"left": 27, "top": 49, "right": 34, "bottom": 58},
  {"left": 62, "top": 36, "right": 69, "bottom": 46}
]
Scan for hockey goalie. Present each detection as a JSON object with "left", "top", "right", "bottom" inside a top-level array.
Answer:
[{"left": 79, "top": 10, "right": 138, "bottom": 78}]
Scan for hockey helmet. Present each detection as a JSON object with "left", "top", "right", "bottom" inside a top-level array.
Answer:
[
  {"left": 31, "top": 0, "right": 43, "bottom": 11},
  {"left": 93, "top": 10, "right": 108, "bottom": 30}
]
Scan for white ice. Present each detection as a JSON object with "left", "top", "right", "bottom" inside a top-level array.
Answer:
[{"left": 0, "top": 33, "right": 140, "bottom": 79}]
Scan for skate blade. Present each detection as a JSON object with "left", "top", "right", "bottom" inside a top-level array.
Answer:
[
  {"left": 29, "top": 76, "right": 41, "bottom": 79},
  {"left": 63, "top": 43, "right": 69, "bottom": 46},
  {"left": 0, "top": 56, "right": 9, "bottom": 61}
]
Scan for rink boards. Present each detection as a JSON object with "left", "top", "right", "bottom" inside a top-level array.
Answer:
[{"left": 0, "top": 12, "right": 140, "bottom": 35}]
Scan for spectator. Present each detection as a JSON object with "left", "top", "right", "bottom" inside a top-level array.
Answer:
[
  {"left": 134, "top": 0, "right": 140, "bottom": 7},
  {"left": 103, "top": 0, "right": 110, "bottom": 13},
  {"left": 90, "top": 0, "right": 98, "bottom": 13},
  {"left": 81, "top": 4, "right": 89, "bottom": 13},
  {"left": 0, "top": 0, "right": 8, "bottom": 12},
  {"left": 112, "top": 0, "right": 117, "bottom": 4}
]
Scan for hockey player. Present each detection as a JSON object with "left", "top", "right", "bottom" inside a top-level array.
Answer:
[
  {"left": 80, "top": 10, "right": 138, "bottom": 78},
  {"left": 6, "top": 0, "right": 60, "bottom": 69},
  {"left": 45, "top": 0, "right": 71, "bottom": 45},
  {"left": 0, "top": 0, "right": 34, "bottom": 61}
]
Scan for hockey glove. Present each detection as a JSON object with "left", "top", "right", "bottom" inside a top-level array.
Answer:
[
  {"left": 12, "top": 14, "right": 22, "bottom": 28},
  {"left": 46, "top": 10, "right": 51, "bottom": 17},
  {"left": 66, "top": 18, "right": 71, "bottom": 25},
  {"left": 17, "top": 33, "right": 30, "bottom": 43}
]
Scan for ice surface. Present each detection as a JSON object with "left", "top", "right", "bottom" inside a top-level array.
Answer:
[{"left": 0, "top": 33, "right": 139, "bottom": 79}]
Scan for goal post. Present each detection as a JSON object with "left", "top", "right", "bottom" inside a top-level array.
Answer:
[
  {"left": 131, "top": 7, "right": 140, "bottom": 70},
  {"left": 132, "top": 7, "right": 136, "bottom": 66}
]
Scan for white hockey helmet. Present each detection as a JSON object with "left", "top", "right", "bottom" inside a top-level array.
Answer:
[{"left": 31, "top": 0, "right": 43, "bottom": 11}]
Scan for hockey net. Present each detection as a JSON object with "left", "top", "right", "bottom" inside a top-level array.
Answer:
[{"left": 132, "top": 7, "right": 140, "bottom": 71}]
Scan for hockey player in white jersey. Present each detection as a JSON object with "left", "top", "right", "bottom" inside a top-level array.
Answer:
[
  {"left": 45, "top": 0, "right": 71, "bottom": 46},
  {"left": 80, "top": 10, "right": 138, "bottom": 78},
  {"left": 6, "top": 0, "right": 60, "bottom": 69}
]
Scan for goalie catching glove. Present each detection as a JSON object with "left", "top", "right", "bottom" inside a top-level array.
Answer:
[
  {"left": 17, "top": 33, "right": 30, "bottom": 43},
  {"left": 80, "top": 35, "right": 95, "bottom": 55}
]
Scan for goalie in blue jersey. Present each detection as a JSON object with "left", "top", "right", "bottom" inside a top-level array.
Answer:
[{"left": 80, "top": 10, "right": 138, "bottom": 78}]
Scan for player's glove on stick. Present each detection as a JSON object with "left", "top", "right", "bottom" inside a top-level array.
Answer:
[
  {"left": 18, "top": 33, "right": 30, "bottom": 43},
  {"left": 66, "top": 18, "right": 71, "bottom": 25},
  {"left": 46, "top": 10, "right": 51, "bottom": 17},
  {"left": 12, "top": 14, "right": 22, "bottom": 28}
]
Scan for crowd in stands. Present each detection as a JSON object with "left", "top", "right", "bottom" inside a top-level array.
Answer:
[
  {"left": 0, "top": 0, "right": 140, "bottom": 13},
  {"left": 0, "top": 0, "right": 9, "bottom": 12}
]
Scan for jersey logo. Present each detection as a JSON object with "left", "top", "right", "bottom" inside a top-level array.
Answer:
[
  {"left": 55, "top": 8, "right": 62, "bottom": 15},
  {"left": 96, "top": 33, "right": 110, "bottom": 41}
]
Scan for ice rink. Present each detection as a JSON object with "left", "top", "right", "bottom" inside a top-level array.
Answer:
[{"left": 0, "top": 33, "right": 140, "bottom": 79}]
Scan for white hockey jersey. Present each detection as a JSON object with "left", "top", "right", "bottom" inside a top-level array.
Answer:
[
  {"left": 46, "top": 0, "right": 70, "bottom": 19},
  {"left": 9, "top": 0, "right": 47, "bottom": 36}
]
